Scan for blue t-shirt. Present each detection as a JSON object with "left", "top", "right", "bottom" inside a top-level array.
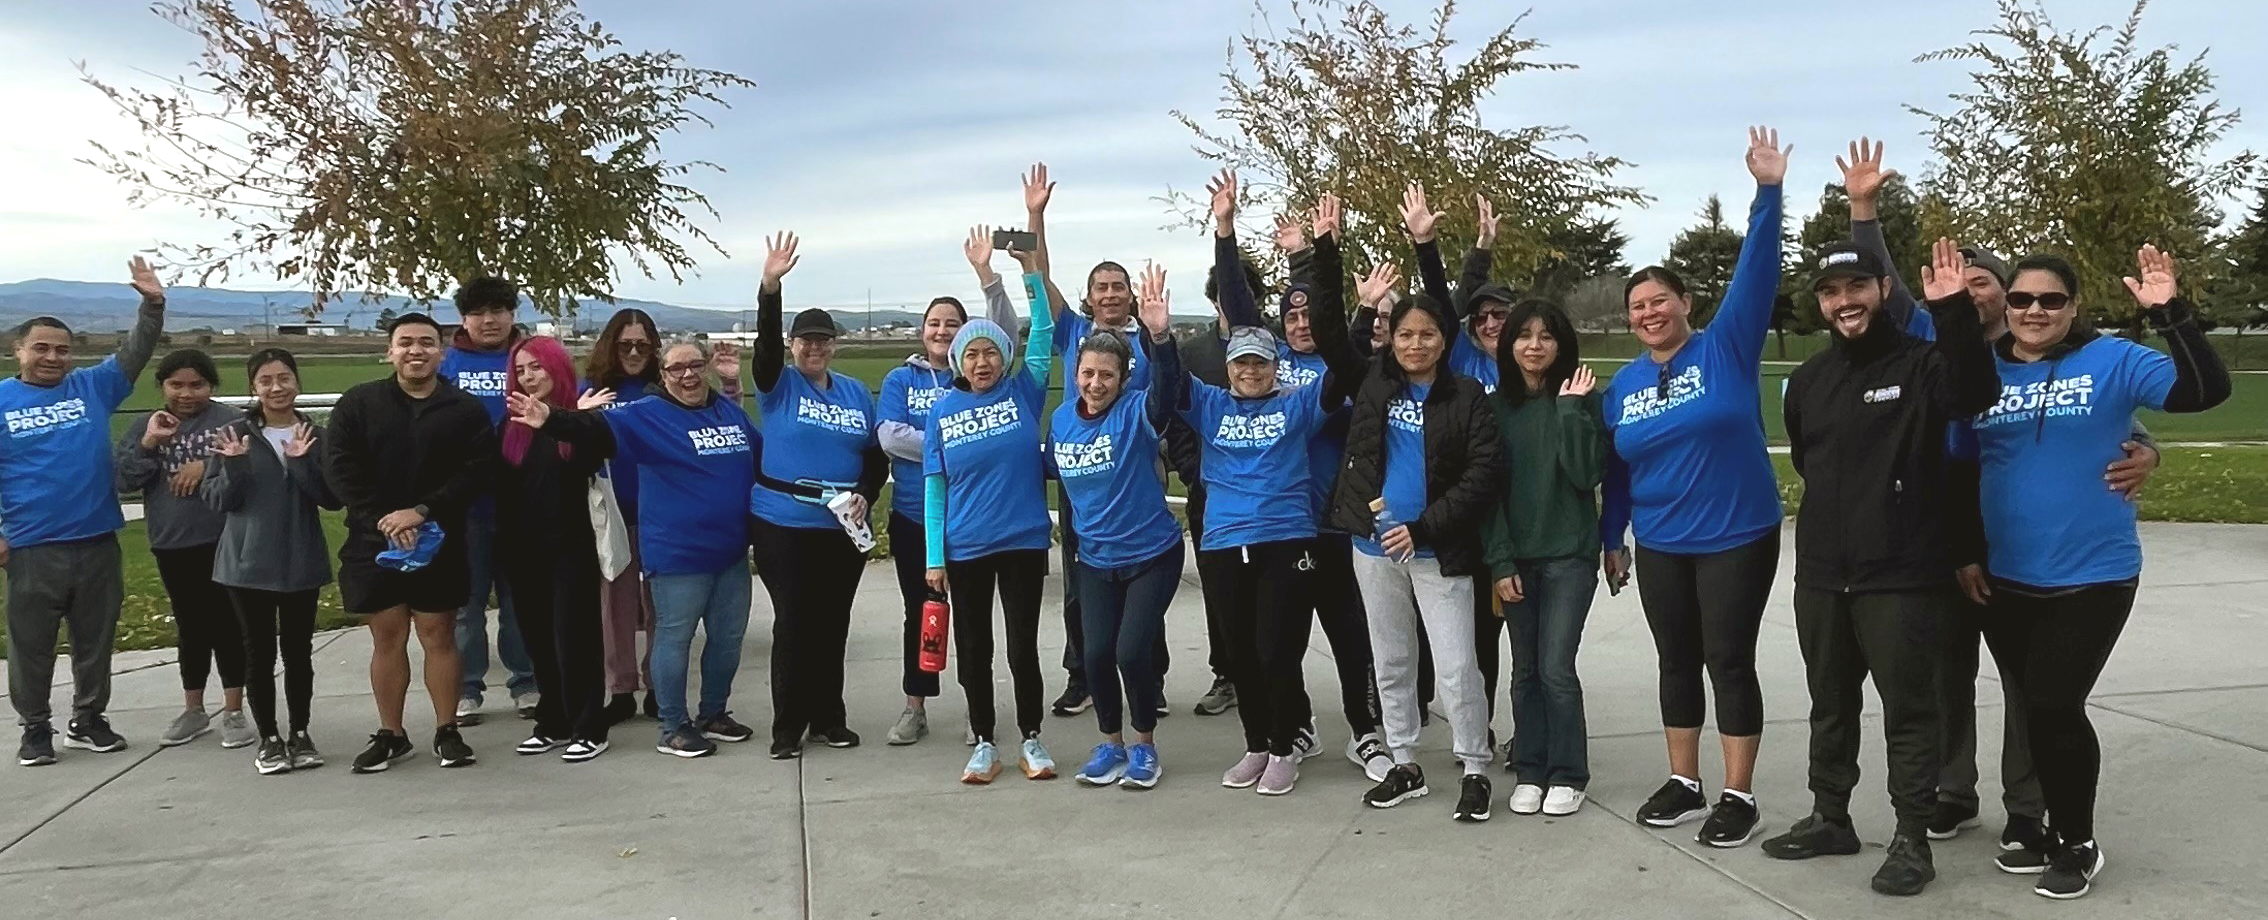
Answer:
[
  {"left": 440, "top": 346, "right": 512, "bottom": 424},
  {"left": 0, "top": 358, "right": 134, "bottom": 547},
  {"left": 1049, "top": 390, "right": 1181, "bottom": 569},
  {"left": 1355, "top": 382, "right": 1436, "bottom": 559},
  {"left": 1602, "top": 184, "right": 1784, "bottom": 554},
  {"left": 596, "top": 394, "right": 757, "bottom": 576},
  {"left": 591, "top": 378, "right": 656, "bottom": 522},
  {"left": 1056, "top": 313, "right": 1150, "bottom": 390},
  {"left": 1972, "top": 336, "right": 2174, "bottom": 587},
  {"left": 925, "top": 372, "right": 1051, "bottom": 562},
  {"left": 1275, "top": 346, "right": 1347, "bottom": 521},
  {"left": 878, "top": 362, "right": 954, "bottom": 520},
  {"left": 1449, "top": 336, "right": 1499, "bottom": 394},
  {"left": 751, "top": 370, "right": 877, "bottom": 530},
  {"left": 1177, "top": 379, "right": 1330, "bottom": 551}
]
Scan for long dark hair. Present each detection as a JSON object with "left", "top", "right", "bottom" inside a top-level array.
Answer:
[
  {"left": 584, "top": 308, "right": 662, "bottom": 389},
  {"left": 1495, "top": 299, "right": 1582, "bottom": 409},
  {"left": 1381, "top": 294, "right": 1451, "bottom": 381}
]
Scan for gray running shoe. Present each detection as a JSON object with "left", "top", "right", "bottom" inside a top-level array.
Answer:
[
  {"left": 218, "top": 710, "right": 257, "bottom": 749},
  {"left": 885, "top": 707, "right": 929, "bottom": 746},
  {"left": 1193, "top": 678, "right": 1237, "bottom": 716},
  {"left": 159, "top": 708, "right": 212, "bottom": 747}
]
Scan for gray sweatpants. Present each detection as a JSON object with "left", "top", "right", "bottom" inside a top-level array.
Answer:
[
  {"left": 1353, "top": 551, "right": 1490, "bottom": 774},
  {"left": 6, "top": 534, "right": 125, "bottom": 727}
]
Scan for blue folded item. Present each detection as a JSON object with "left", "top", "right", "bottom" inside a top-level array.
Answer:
[{"left": 375, "top": 522, "right": 446, "bottom": 572}]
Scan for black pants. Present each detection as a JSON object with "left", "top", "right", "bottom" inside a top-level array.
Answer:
[
  {"left": 1474, "top": 574, "right": 1503, "bottom": 721},
  {"left": 228, "top": 586, "right": 318, "bottom": 738},
  {"left": 1191, "top": 531, "right": 1238, "bottom": 681},
  {"left": 1938, "top": 593, "right": 2043, "bottom": 818},
  {"left": 752, "top": 519, "right": 867, "bottom": 745},
  {"left": 887, "top": 512, "right": 941, "bottom": 699},
  {"left": 1198, "top": 539, "right": 1317, "bottom": 756},
  {"left": 505, "top": 549, "right": 610, "bottom": 743},
  {"left": 1060, "top": 509, "right": 1170, "bottom": 692},
  {"left": 1075, "top": 544, "right": 1184, "bottom": 735},
  {"left": 1633, "top": 530, "right": 1779, "bottom": 736},
  {"left": 1298, "top": 534, "right": 1378, "bottom": 736},
  {"left": 1793, "top": 587, "right": 1944, "bottom": 834},
  {"left": 947, "top": 549, "right": 1048, "bottom": 743},
  {"left": 153, "top": 543, "right": 245, "bottom": 692},
  {"left": 1981, "top": 582, "right": 2135, "bottom": 845}
]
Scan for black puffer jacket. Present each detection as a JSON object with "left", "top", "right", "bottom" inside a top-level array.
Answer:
[{"left": 1326, "top": 331, "right": 1504, "bottom": 577}]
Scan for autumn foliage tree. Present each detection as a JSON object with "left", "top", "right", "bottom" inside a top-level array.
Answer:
[
  {"left": 80, "top": 0, "right": 753, "bottom": 316},
  {"left": 1165, "top": 0, "right": 1645, "bottom": 294}
]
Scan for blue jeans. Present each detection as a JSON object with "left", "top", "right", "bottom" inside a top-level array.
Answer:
[
  {"left": 457, "top": 511, "right": 535, "bottom": 700},
  {"left": 1504, "top": 556, "right": 1597, "bottom": 789},
  {"left": 1073, "top": 543, "right": 1184, "bottom": 736},
  {"left": 648, "top": 559, "right": 753, "bottom": 734}
]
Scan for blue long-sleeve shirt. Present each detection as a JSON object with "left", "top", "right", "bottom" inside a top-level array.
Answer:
[{"left": 922, "top": 273, "right": 1056, "bottom": 567}]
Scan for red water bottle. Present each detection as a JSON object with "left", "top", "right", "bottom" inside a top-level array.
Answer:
[{"left": 918, "top": 591, "right": 950, "bottom": 673}]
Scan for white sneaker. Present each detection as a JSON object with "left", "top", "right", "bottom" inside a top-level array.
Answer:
[
  {"left": 1543, "top": 786, "right": 1587, "bottom": 816},
  {"left": 1508, "top": 783, "right": 1546, "bottom": 815},
  {"left": 1291, "top": 721, "right": 1320, "bottom": 762},
  {"left": 455, "top": 697, "right": 483, "bottom": 725},
  {"left": 1020, "top": 737, "right": 1056, "bottom": 780},
  {"left": 1348, "top": 732, "right": 1392, "bottom": 782},
  {"left": 513, "top": 692, "right": 541, "bottom": 719}
]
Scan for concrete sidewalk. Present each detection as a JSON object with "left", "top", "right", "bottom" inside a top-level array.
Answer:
[{"left": 3, "top": 523, "right": 2264, "bottom": 920}]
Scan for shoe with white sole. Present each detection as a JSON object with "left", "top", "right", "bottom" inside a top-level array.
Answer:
[
  {"left": 1542, "top": 786, "right": 1586, "bottom": 816},
  {"left": 1347, "top": 733, "right": 1391, "bottom": 783},
  {"left": 158, "top": 708, "right": 212, "bottom": 747},
  {"left": 1507, "top": 783, "right": 1545, "bottom": 815},
  {"left": 1221, "top": 752, "right": 1268, "bottom": 788}
]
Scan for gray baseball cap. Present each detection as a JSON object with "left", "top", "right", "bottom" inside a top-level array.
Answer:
[{"left": 1224, "top": 325, "right": 1279, "bottom": 362}]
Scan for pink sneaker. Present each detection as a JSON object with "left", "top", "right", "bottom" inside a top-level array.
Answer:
[
  {"left": 1220, "top": 751, "right": 1268, "bottom": 788},
  {"left": 1256, "top": 754, "right": 1298, "bottom": 795}
]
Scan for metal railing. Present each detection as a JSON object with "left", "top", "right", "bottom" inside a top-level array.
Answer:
[{"left": 214, "top": 393, "right": 342, "bottom": 416}]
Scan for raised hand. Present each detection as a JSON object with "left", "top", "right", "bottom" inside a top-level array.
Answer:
[
  {"left": 577, "top": 388, "right": 617, "bottom": 411},
  {"left": 711, "top": 342, "right": 741, "bottom": 382},
  {"left": 1022, "top": 162, "right": 1055, "bottom": 214},
  {"left": 761, "top": 232, "right": 801, "bottom": 291},
  {"left": 1272, "top": 213, "right": 1307, "bottom": 253},
  {"left": 1746, "top": 125, "right": 1792, "bottom": 185},
  {"left": 1006, "top": 240, "right": 1042, "bottom": 273},
  {"left": 1356, "top": 262, "right": 1402, "bottom": 307},
  {"left": 1475, "top": 194, "right": 1501, "bottom": 250},
  {"left": 211, "top": 427, "right": 248, "bottom": 457},
  {"left": 1206, "top": 169, "right": 1238, "bottom": 232},
  {"left": 506, "top": 390, "right": 553, "bottom": 429},
  {"left": 1138, "top": 262, "right": 1172, "bottom": 338},
  {"left": 128, "top": 255, "right": 164, "bottom": 300},
  {"left": 1312, "top": 192, "right": 1343, "bottom": 240},
  {"left": 1920, "top": 237, "right": 1967, "bottom": 302},
  {"left": 283, "top": 423, "right": 316, "bottom": 458},
  {"left": 1835, "top": 137, "right": 1896, "bottom": 208},
  {"left": 142, "top": 410, "right": 180, "bottom": 448},
  {"left": 2123, "top": 244, "right": 2179, "bottom": 308},
  {"left": 1559, "top": 364, "right": 1596, "bottom": 397},
  {"left": 1400, "top": 182, "right": 1443, "bottom": 242}
]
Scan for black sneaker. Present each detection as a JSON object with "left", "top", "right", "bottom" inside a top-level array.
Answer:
[
  {"left": 516, "top": 733, "right": 565, "bottom": 756},
  {"left": 603, "top": 693, "right": 637, "bottom": 726},
  {"left": 697, "top": 712, "right": 755, "bottom": 743},
  {"left": 1155, "top": 685, "right": 1170, "bottom": 719},
  {"left": 1762, "top": 813, "right": 1861, "bottom": 860},
  {"left": 1871, "top": 834, "right": 1937, "bottom": 896},
  {"left": 807, "top": 726, "right": 861, "bottom": 749},
  {"left": 1696, "top": 793, "right": 1761, "bottom": 848},
  {"left": 63, "top": 717, "right": 127, "bottom": 753},
  {"left": 641, "top": 692, "right": 660, "bottom": 721},
  {"left": 254, "top": 737, "right": 292, "bottom": 775},
  {"left": 1637, "top": 778, "right": 1709, "bottom": 827},
  {"left": 657, "top": 726, "right": 717, "bottom": 758},
  {"left": 1926, "top": 799, "right": 1981, "bottom": 840},
  {"left": 286, "top": 731, "right": 324, "bottom": 770},
  {"left": 1995, "top": 815, "right": 2056, "bottom": 874},
  {"left": 434, "top": 725, "right": 477, "bottom": 768},
  {"left": 1363, "top": 764, "right": 1429, "bottom": 808},
  {"left": 18, "top": 723, "right": 57, "bottom": 766},
  {"left": 1051, "top": 685, "right": 1093, "bottom": 717},
  {"left": 2035, "top": 841, "right": 2103, "bottom": 900},
  {"left": 768, "top": 738, "right": 803, "bottom": 760},
  {"left": 1452, "top": 774, "right": 1493, "bottom": 822},
  {"left": 350, "top": 729, "right": 414, "bottom": 773}
]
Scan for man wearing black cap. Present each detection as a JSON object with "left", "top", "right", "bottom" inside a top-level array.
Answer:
[{"left": 1763, "top": 237, "right": 2001, "bottom": 896}]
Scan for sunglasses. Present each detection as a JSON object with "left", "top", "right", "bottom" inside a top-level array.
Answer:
[
  {"left": 662, "top": 361, "right": 708, "bottom": 377},
  {"left": 617, "top": 340, "right": 656, "bottom": 354},
  {"left": 2006, "top": 292, "right": 2073, "bottom": 312}
]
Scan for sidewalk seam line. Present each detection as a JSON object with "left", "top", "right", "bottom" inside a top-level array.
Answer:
[{"left": 0, "top": 746, "right": 162, "bottom": 856}]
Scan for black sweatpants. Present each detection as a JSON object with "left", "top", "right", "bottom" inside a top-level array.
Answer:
[
  {"left": 1793, "top": 587, "right": 1944, "bottom": 834},
  {"left": 947, "top": 549, "right": 1048, "bottom": 743},
  {"left": 1198, "top": 539, "right": 1317, "bottom": 756},
  {"left": 1297, "top": 534, "right": 1378, "bottom": 737},
  {"left": 153, "top": 543, "right": 245, "bottom": 692},
  {"left": 1938, "top": 593, "right": 2043, "bottom": 818},
  {"left": 1633, "top": 530, "right": 1779, "bottom": 736},
  {"left": 1981, "top": 582, "right": 2136, "bottom": 845},
  {"left": 228, "top": 586, "right": 318, "bottom": 738},
  {"left": 506, "top": 549, "right": 610, "bottom": 744},
  {"left": 887, "top": 512, "right": 941, "bottom": 699},
  {"left": 1191, "top": 527, "right": 1237, "bottom": 681},
  {"left": 752, "top": 519, "right": 868, "bottom": 745}
]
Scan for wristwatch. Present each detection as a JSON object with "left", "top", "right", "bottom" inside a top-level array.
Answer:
[{"left": 412, "top": 504, "right": 431, "bottom": 519}]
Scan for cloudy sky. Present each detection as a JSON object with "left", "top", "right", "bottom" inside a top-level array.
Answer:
[{"left": 2, "top": 0, "right": 2261, "bottom": 315}]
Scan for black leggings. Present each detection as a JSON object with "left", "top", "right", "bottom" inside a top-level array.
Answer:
[
  {"left": 947, "top": 549, "right": 1048, "bottom": 744},
  {"left": 887, "top": 512, "right": 942, "bottom": 699},
  {"left": 1633, "top": 530, "right": 1779, "bottom": 736},
  {"left": 752, "top": 519, "right": 868, "bottom": 745},
  {"left": 1981, "top": 582, "right": 2135, "bottom": 845},
  {"left": 1198, "top": 539, "right": 1317, "bottom": 756},
  {"left": 228, "top": 586, "right": 317, "bottom": 737},
  {"left": 153, "top": 543, "right": 244, "bottom": 692}
]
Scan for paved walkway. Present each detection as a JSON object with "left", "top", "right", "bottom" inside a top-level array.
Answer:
[{"left": 2, "top": 523, "right": 2263, "bottom": 919}]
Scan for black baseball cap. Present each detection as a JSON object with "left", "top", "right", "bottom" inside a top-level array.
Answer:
[
  {"left": 790, "top": 308, "right": 840, "bottom": 339},
  {"left": 1810, "top": 241, "right": 1886, "bottom": 289}
]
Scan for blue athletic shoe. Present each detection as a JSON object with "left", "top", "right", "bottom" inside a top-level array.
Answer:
[
  {"left": 1077, "top": 742, "right": 1128, "bottom": 786},
  {"left": 1122, "top": 742, "right": 1161, "bottom": 789}
]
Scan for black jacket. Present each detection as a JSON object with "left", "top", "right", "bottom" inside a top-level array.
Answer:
[
  {"left": 1325, "top": 350, "right": 1505, "bottom": 578},
  {"left": 494, "top": 428, "right": 605, "bottom": 565},
  {"left": 323, "top": 377, "right": 498, "bottom": 557},
  {"left": 1784, "top": 292, "right": 1998, "bottom": 592}
]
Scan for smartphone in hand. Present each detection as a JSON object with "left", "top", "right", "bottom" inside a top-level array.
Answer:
[{"left": 992, "top": 229, "right": 1039, "bottom": 251}]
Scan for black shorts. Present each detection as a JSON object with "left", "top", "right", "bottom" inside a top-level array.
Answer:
[{"left": 337, "top": 530, "right": 471, "bottom": 615}]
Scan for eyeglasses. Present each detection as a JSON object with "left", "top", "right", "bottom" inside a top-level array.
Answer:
[
  {"left": 2006, "top": 292, "right": 2073, "bottom": 312},
  {"left": 662, "top": 361, "right": 708, "bottom": 377},
  {"left": 618, "top": 341, "right": 655, "bottom": 354},
  {"left": 1476, "top": 309, "right": 1512, "bottom": 323}
]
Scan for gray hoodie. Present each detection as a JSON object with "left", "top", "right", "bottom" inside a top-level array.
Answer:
[
  {"left": 199, "top": 409, "right": 340, "bottom": 592},
  {"left": 115, "top": 404, "right": 239, "bottom": 550}
]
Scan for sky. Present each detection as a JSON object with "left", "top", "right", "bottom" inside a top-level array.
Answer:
[{"left": 1, "top": 0, "right": 2262, "bottom": 317}]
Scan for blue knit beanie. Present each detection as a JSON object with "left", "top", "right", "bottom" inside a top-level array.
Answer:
[{"left": 948, "top": 317, "right": 1018, "bottom": 386}]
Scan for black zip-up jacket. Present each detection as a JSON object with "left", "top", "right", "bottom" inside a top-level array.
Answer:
[
  {"left": 1784, "top": 290, "right": 1999, "bottom": 592},
  {"left": 494, "top": 427, "right": 605, "bottom": 568},
  {"left": 323, "top": 376, "right": 498, "bottom": 556}
]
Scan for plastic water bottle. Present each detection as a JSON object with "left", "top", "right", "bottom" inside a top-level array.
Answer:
[
  {"left": 918, "top": 591, "right": 951, "bottom": 673},
  {"left": 1370, "top": 496, "right": 1409, "bottom": 562}
]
